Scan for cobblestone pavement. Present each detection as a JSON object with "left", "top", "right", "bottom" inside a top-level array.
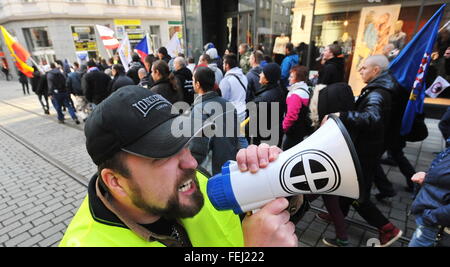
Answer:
[{"left": 0, "top": 79, "right": 446, "bottom": 247}]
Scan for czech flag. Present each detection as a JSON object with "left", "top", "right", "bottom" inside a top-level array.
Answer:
[
  {"left": 0, "top": 25, "right": 33, "bottom": 78},
  {"left": 135, "top": 36, "right": 149, "bottom": 64}
]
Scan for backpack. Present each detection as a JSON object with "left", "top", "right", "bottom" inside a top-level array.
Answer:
[
  {"left": 69, "top": 72, "right": 83, "bottom": 95},
  {"left": 52, "top": 71, "right": 66, "bottom": 92}
]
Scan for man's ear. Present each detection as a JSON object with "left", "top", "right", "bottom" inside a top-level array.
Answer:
[{"left": 100, "top": 169, "right": 128, "bottom": 197}]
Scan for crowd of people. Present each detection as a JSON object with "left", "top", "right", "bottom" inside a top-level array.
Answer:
[{"left": 9, "top": 38, "right": 448, "bottom": 247}]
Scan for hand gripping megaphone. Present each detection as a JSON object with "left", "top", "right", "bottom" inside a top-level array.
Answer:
[{"left": 207, "top": 115, "right": 364, "bottom": 214}]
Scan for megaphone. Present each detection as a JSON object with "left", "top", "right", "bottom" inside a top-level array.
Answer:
[{"left": 207, "top": 115, "right": 364, "bottom": 214}]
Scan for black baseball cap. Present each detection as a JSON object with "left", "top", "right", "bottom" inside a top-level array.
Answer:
[{"left": 85, "top": 85, "right": 210, "bottom": 165}]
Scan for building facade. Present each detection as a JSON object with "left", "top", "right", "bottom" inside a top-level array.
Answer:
[
  {"left": 182, "top": 0, "right": 450, "bottom": 83},
  {"left": 0, "top": 0, "right": 182, "bottom": 74}
]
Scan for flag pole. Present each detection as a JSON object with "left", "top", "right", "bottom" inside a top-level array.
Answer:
[
  {"left": 439, "top": 20, "right": 450, "bottom": 33},
  {"left": 106, "top": 48, "right": 113, "bottom": 60},
  {"left": 28, "top": 56, "right": 43, "bottom": 73}
]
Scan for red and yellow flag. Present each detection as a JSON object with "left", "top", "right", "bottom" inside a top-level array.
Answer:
[{"left": 0, "top": 26, "right": 33, "bottom": 78}]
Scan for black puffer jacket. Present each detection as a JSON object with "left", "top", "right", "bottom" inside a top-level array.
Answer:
[
  {"left": 340, "top": 71, "right": 396, "bottom": 159},
  {"left": 318, "top": 57, "right": 345, "bottom": 85},
  {"left": 251, "top": 83, "right": 286, "bottom": 146}
]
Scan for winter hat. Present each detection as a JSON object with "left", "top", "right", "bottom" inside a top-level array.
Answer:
[
  {"left": 262, "top": 63, "right": 281, "bottom": 84},
  {"left": 204, "top": 42, "right": 215, "bottom": 51},
  {"left": 206, "top": 48, "right": 219, "bottom": 59}
]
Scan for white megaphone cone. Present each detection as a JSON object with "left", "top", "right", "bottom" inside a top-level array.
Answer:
[{"left": 207, "top": 115, "right": 364, "bottom": 214}]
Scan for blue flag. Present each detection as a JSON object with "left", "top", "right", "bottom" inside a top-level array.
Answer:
[{"left": 389, "top": 4, "right": 446, "bottom": 136}]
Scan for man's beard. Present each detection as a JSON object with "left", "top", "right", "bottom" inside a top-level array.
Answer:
[{"left": 129, "top": 169, "right": 204, "bottom": 220}]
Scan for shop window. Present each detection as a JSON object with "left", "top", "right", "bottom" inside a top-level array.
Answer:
[
  {"left": 149, "top": 25, "right": 162, "bottom": 52},
  {"left": 23, "top": 27, "right": 53, "bottom": 51}
]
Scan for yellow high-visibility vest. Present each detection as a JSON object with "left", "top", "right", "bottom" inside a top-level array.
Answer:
[{"left": 59, "top": 172, "right": 244, "bottom": 247}]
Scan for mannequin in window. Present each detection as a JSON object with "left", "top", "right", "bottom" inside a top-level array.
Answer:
[{"left": 389, "top": 20, "right": 406, "bottom": 51}]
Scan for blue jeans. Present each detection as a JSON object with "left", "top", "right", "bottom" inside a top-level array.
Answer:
[
  {"left": 409, "top": 218, "right": 440, "bottom": 247},
  {"left": 51, "top": 92, "right": 78, "bottom": 122}
]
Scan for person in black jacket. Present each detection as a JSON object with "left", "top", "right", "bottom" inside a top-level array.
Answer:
[
  {"left": 150, "top": 60, "right": 183, "bottom": 104},
  {"left": 157, "top": 47, "right": 172, "bottom": 64},
  {"left": 47, "top": 63, "right": 79, "bottom": 124},
  {"left": 18, "top": 70, "right": 30, "bottom": 95},
  {"left": 81, "top": 60, "right": 112, "bottom": 106},
  {"left": 126, "top": 53, "right": 145, "bottom": 85},
  {"left": 324, "top": 55, "right": 402, "bottom": 247},
  {"left": 173, "top": 57, "right": 194, "bottom": 105},
  {"left": 31, "top": 66, "right": 49, "bottom": 115},
  {"left": 250, "top": 63, "right": 285, "bottom": 147},
  {"left": 318, "top": 44, "right": 345, "bottom": 85},
  {"left": 110, "top": 64, "right": 135, "bottom": 93},
  {"left": 188, "top": 67, "right": 239, "bottom": 175},
  {"left": 246, "top": 50, "right": 263, "bottom": 102},
  {"left": 143, "top": 54, "right": 156, "bottom": 88}
]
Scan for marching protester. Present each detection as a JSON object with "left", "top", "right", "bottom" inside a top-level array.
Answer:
[
  {"left": 246, "top": 50, "right": 263, "bottom": 102},
  {"left": 322, "top": 55, "right": 403, "bottom": 247},
  {"left": 81, "top": 60, "right": 112, "bottom": 108},
  {"left": 66, "top": 62, "right": 90, "bottom": 121},
  {"left": 150, "top": 60, "right": 183, "bottom": 104},
  {"left": 127, "top": 53, "right": 145, "bottom": 85},
  {"left": 251, "top": 63, "right": 285, "bottom": 148},
  {"left": 47, "top": 63, "right": 80, "bottom": 124},
  {"left": 173, "top": 57, "right": 195, "bottom": 105},
  {"left": 31, "top": 65, "right": 50, "bottom": 115},
  {"left": 60, "top": 85, "right": 298, "bottom": 247},
  {"left": 110, "top": 64, "right": 135, "bottom": 93},
  {"left": 318, "top": 44, "right": 345, "bottom": 85},
  {"left": 18, "top": 70, "right": 30, "bottom": 95},
  {"left": 309, "top": 82, "right": 356, "bottom": 247},
  {"left": 188, "top": 67, "right": 239, "bottom": 175},
  {"left": 280, "top": 43, "right": 299, "bottom": 89},
  {"left": 220, "top": 53, "right": 248, "bottom": 148},
  {"left": 409, "top": 138, "right": 450, "bottom": 247},
  {"left": 282, "top": 65, "right": 311, "bottom": 151}
]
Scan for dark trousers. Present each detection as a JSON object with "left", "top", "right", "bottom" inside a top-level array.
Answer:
[
  {"left": 50, "top": 92, "right": 77, "bottom": 122},
  {"left": 375, "top": 140, "right": 416, "bottom": 194},
  {"left": 21, "top": 82, "right": 29, "bottom": 95},
  {"left": 340, "top": 156, "right": 389, "bottom": 229},
  {"left": 37, "top": 93, "right": 49, "bottom": 113}
]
